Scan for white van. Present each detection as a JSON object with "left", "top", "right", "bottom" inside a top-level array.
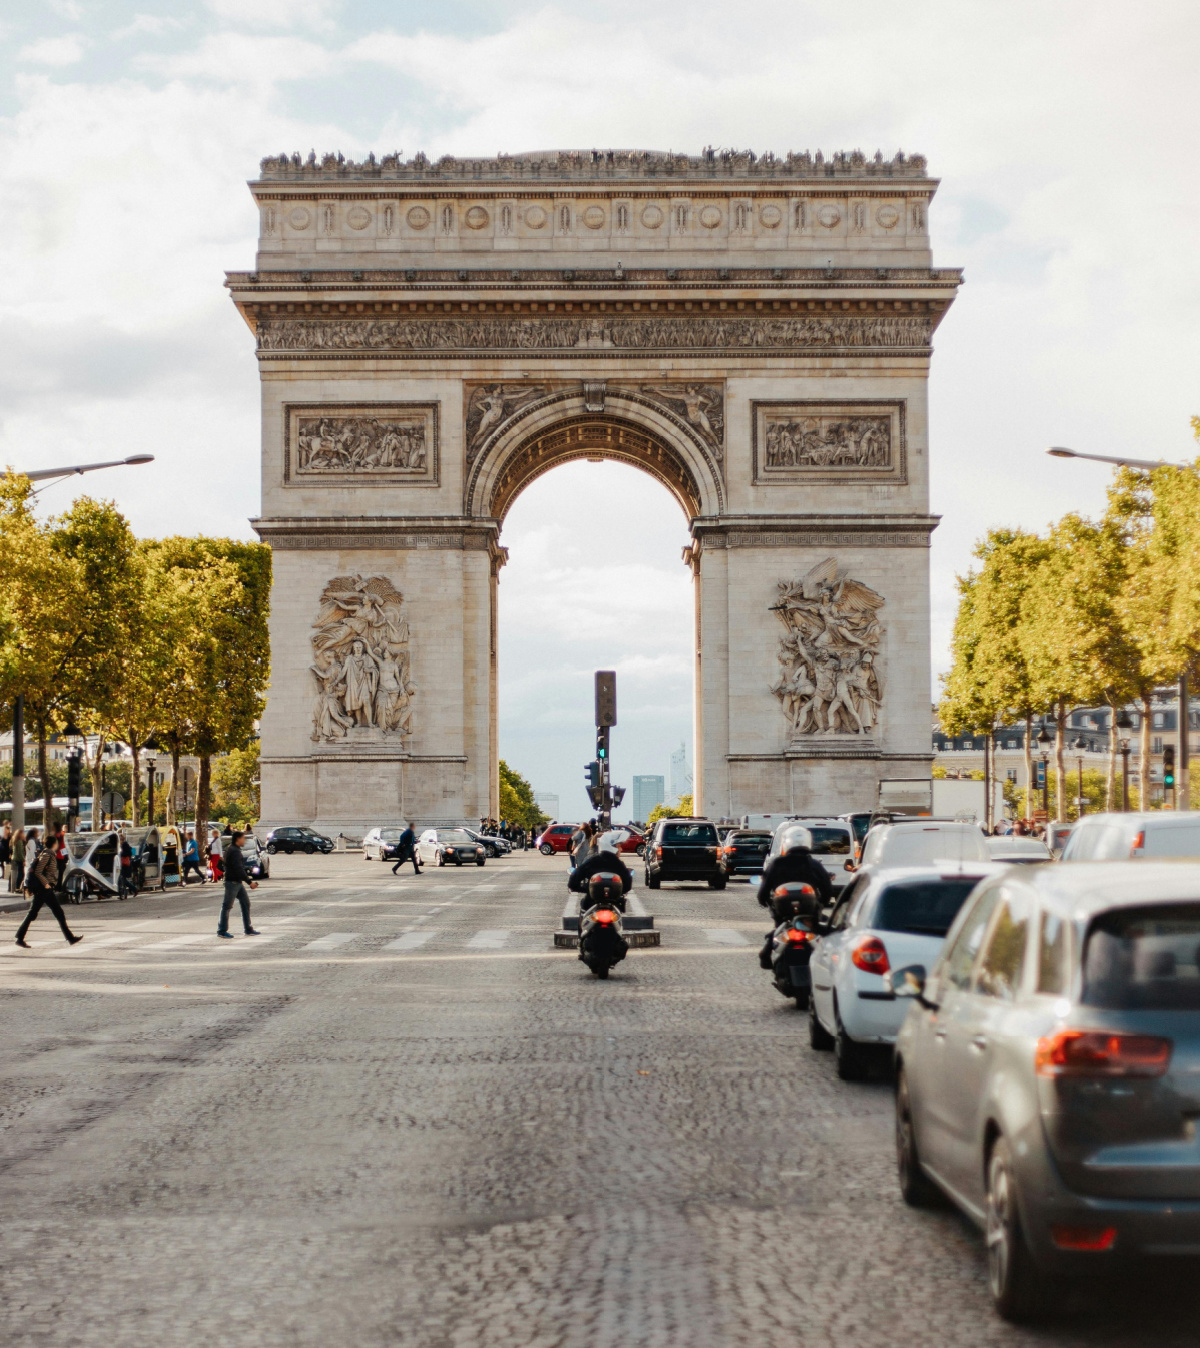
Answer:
[
  {"left": 853, "top": 820, "right": 989, "bottom": 874},
  {"left": 1060, "top": 811, "right": 1200, "bottom": 861}
]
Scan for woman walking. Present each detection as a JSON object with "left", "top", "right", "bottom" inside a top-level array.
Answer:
[
  {"left": 8, "top": 827, "right": 26, "bottom": 893},
  {"left": 0, "top": 821, "right": 10, "bottom": 880},
  {"left": 15, "top": 826, "right": 80, "bottom": 948}
]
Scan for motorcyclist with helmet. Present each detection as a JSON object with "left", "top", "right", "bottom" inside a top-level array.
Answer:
[
  {"left": 756, "top": 826, "right": 832, "bottom": 967},
  {"left": 568, "top": 833, "right": 633, "bottom": 909}
]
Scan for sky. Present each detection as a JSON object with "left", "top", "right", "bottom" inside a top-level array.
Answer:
[{"left": 2, "top": 0, "right": 1198, "bottom": 820}]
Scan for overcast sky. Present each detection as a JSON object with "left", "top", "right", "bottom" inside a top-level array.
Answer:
[{"left": 3, "top": 1, "right": 1197, "bottom": 820}]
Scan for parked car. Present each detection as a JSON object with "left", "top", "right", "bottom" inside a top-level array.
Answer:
[
  {"left": 1061, "top": 810, "right": 1200, "bottom": 862},
  {"left": 264, "top": 826, "right": 334, "bottom": 855},
  {"left": 362, "top": 826, "right": 407, "bottom": 862},
  {"left": 538, "top": 823, "right": 577, "bottom": 856},
  {"left": 644, "top": 818, "right": 725, "bottom": 889},
  {"left": 473, "top": 828, "right": 515, "bottom": 857},
  {"left": 238, "top": 832, "right": 270, "bottom": 879},
  {"left": 418, "top": 828, "right": 485, "bottom": 867},
  {"left": 985, "top": 836, "right": 1053, "bottom": 865},
  {"left": 719, "top": 829, "right": 772, "bottom": 878},
  {"left": 891, "top": 861, "right": 1200, "bottom": 1321},
  {"left": 808, "top": 863, "right": 1006, "bottom": 1079}
]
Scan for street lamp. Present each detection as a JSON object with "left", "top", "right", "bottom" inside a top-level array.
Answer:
[
  {"left": 1036, "top": 725, "right": 1052, "bottom": 819},
  {"left": 8, "top": 454, "right": 155, "bottom": 483},
  {"left": 1116, "top": 709, "right": 1133, "bottom": 811},
  {"left": 1073, "top": 735, "right": 1088, "bottom": 819},
  {"left": 145, "top": 751, "right": 157, "bottom": 826}
]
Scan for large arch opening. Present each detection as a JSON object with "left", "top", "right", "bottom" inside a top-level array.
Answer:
[{"left": 496, "top": 456, "right": 694, "bottom": 825}]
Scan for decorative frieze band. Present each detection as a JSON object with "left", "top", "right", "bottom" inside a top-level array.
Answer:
[
  {"left": 706, "top": 530, "right": 935, "bottom": 549},
  {"left": 251, "top": 518, "right": 498, "bottom": 552},
  {"left": 255, "top": 312, "right": 932, "bottom": 357}
]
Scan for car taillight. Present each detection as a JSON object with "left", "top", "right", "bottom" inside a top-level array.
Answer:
[
  {"left": 656, "top": 846, "right": 663, "bottom": 858},
  {"left": 594, "top": 909, "right": 617, "bottom": 924},
  {"left": 1130, "top": 831, "right": 1145, "bottom": 854},
  {"left": 1035, "top": 1030, "right": 1172, "bottom": 1078},
  {"left": 851, "top": 937, "right": 890, "bottom": 975},
  {"left": 784, "top": 928, "right": 813, "bottom": 944},
  {"left": 1051, "top": 1225, "right": 1117, "bottom": 1252}
]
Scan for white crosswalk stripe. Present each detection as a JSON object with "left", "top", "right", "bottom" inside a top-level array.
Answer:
[
  {"left": 385, "top": 931, "right": 438, "bottom": 951},
  {"left": 466, "top": 929, "right": 509, "bottom": 949},
  {"left": 50, "top": 933, "right": 141, "bottom": 955},
  {"left": 303, "top": 932, "right": 359, "bottom": 950},
  {"left": 518, "top": 884, "right": 541, "bottom": 891},
  {"left": 703, "top": 929, "right": 750, "bottom": 946},
  {"left": 138, "top": 934, "right": 212, "bottom": 952}
]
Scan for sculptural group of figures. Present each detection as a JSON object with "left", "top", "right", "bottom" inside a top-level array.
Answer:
[
  {"left": 310, "top": 575, "right": 415, "bottom": 741},
  {"left": 297, "top": 417, "right": 427, "bottom": 473},
  {"left": 764, "top": 415, "right": 890, "bottom": 470},
  {"left": 770, "top": 559, "right": 885, "bottom": 737}
]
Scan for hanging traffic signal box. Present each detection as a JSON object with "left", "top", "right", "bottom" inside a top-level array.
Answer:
[
  {"left": 595, "top": 671, "right": 617, "bottom": 728},
  {"left": 1164, "top": 744, "right": 1176, "bottom": 789}
]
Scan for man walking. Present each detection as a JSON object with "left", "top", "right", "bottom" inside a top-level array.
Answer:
[
  {"left": 391, "top": 822, "right": 421, "bottom": 876},
  {"left": 181, "top": 831, "right": 205, "bottom": 884},
  {"left": 15, "top": 827, "right": 80, "bottom": 948},
  {"left": 217, "top": 830, "right": 260, "bottom": 939}
]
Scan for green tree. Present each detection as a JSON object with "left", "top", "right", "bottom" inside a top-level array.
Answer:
[
  {"left": 646, "top": 793, "right": 693, "bottom": 824},
  {"left": 497, "top": 760, "right": 546, "bottom": 830},
  {"left": 212, "top": 741, "right": 261, "bottom": 825}
]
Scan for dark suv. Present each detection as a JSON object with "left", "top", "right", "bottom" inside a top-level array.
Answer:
[
  {"left": 265, "top": 826, "right": 334, "bottom": 855},
  {"left": 645, "top": 818, "right": 725, "bottom": 889}
]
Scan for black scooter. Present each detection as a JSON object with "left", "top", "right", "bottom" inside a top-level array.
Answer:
[
  {"left": 578, "top": 871, "right": 629, "bottom": 979},
  {"left": 758, "top": 881, "right": 819, "bottom": 1006}
]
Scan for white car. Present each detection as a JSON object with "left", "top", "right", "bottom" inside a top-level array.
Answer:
[
  {"left": 361, "top": 826, "right": 410, "bottom": 862},
  {"left": 417, "top": 827, "right": 486, "bottom": 867},
  {"left": 853, "top": 820, "right": 989, "bottom": 874},
  {"left": 984, "top": 835, "right": 1053, "bottom": 864},
  {"left": 768, "top": 818, "right": 855, "bottom": 887},
  {"left": 1060, "top": 810, "right": 1200, "bottom": 861},
  {"left": 808, "top": 862, "right": 1007, "bottom": 1080}
]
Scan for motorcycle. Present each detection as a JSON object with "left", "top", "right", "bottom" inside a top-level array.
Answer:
[
  {"left": 577, "top": 870, "right": 629, "bottom": 980},
  {"left": 758, "top": 881, "right": 820, "bottom": 1006}
]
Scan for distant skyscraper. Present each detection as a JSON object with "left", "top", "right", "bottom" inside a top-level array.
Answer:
[
  {"left": 535, "top": 792, "right": 560, "bottom": 820},
  {"left": 632, "top": 776, "right": 665, "bottom": 822},
  {"left": 670, "top": 742, "right": 692, "bottom": 802}
]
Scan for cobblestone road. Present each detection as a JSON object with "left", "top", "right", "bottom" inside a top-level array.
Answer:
[{"left": 1, "top": 852, "right": 1196, "bottom": 1346}]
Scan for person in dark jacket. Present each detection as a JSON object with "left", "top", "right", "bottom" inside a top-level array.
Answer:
[
  {"left": 217, "top": 831, "right": 260, "bottom": 938},
  {"left": 391, "top": 823, "right": 422, "bottom": 876},
  {"left": 756, "top": 828, "right": 832, "bottom": 966},
  {"left": 568, "top": 843, "right": 633, "bottom": 900},
  {"left": 15, "top": 828, "right": 80, "bottom": 947}
]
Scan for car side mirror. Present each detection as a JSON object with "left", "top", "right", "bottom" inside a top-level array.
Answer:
[
  {"left": 843, "top": 859, "right": 856, "bottom": 872},
  {"left": 885, "top": 964, "right": 934, "bottom": 1007}
]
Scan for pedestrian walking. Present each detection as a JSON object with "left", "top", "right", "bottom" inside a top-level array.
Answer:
[
  {"left": 15, "top": 827, "right": 80, "bottom": 948},
  {"left": 570, "top": 821, "right": 595, "bottom": 871},
  {"left": 0, "top": 821, "right": 10, "bottom": 879},
  {"left": 391, "top": 822, "right": 422, "bottom": 876},
  {"left": 118, "top": 829, "right": 134, "bottom": 898},
  {"left": 181, "top": 831, "right": 205, "bottom": 884},
  {"left": 208, "top": 830, "right": 224, "bottom": 882},
  {"left": 8, "top": 826, "right": 26, "bottom": 893},
  {"left": 217, "top": 829, "right": 260, "bottom": 939}
]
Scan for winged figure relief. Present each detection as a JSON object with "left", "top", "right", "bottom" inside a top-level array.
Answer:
[
  {"left": 639, "top": 384, "right": 724, "bottom": 450},
  {"left": 770, "top": 558, "right": 884, "bottom": 737},
  {"left": 466, "top": 384, "right": 551, "bottom": 455}
]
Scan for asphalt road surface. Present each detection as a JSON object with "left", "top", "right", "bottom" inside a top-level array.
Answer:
[{"left": 2, "top": 851, "right": 1197, "bottom": 1347}]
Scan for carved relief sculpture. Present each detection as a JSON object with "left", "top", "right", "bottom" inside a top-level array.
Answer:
[
  {"left": 465, "top": 384, "right": 551, "bottom": 465},
  {"left": 638, "top": 383, "right": 724, "bottom": 457},
  {"left": 770, "top": 559, "right": 884, "bottom": 741},
  {"left": 310, "top": 575, "right": 415, "bottom": 743},
  {"left": 286, "top": 404, "right": 438, "bottom": 486},
  {"left": 753, "top": 401, "right": 906, "bottom": 485}
]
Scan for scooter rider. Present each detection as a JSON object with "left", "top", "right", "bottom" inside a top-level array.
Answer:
[
  {"left": 568, "top": 834, "right": 633, "bottom": 905},
  {"left": 756, "top": 827, "right": 831, "bottom": 964}
]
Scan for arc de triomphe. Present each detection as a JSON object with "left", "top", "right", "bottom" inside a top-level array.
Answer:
[{"left": 227, "top": 149, "right": 960, "bottom": 831}]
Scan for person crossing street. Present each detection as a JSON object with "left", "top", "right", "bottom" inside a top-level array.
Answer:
[
  {"left": 390, "top": 822, "right": 422, "bottom": 876},
  {"left": 216, "top": 830, "right": 260, "bottom": 938},
  {"left": 14, "top": 827, "right": 80, "bottom": 948}
]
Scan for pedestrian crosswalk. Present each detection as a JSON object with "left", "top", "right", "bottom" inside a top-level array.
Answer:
[{"left": 384, "top": 931, "right": 436, "bottom": 951}]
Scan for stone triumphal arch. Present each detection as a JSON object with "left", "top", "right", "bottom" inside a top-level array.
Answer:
[{"left": 228, "top": 149, "right": 960, "bottom": 831}]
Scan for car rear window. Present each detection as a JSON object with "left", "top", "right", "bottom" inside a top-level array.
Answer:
[
  {"left": 731, "top": 833, "right": 770, "bottom": 845},
  {"left": 1083, "top": 904, "right": 1200, "bottom": 1010},
  {"left": 1141, "top": 826, "right": 1200, "bottom": 859},
  {"left": 877, "top": 828, "right": 988, "bottom": 866},
  {"left": 871, "top": 878, "right": 980, "bottom": 936},
  {"left": 662, "top": 824, "right": 718, "bottom": 845},
  {"left": 809, "top": 828, "right": 851, "bottom": 855},
  {"left": 438, "top": 830, "right": 473, "bottom": 843}
]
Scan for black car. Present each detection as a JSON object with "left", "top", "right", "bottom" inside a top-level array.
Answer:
[
  {"left": 720, "top": 829, "right": 772, "bottom": 878},
  {"left": 265, "top": 826, "right": 334, "bottom": 855},
  {"left": 644, "top": 818, "right": 725, "bottom": 889}
]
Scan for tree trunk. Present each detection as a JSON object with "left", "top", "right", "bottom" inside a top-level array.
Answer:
[
  {"left": 984, "top": 724, "right": 993, "bottom": 832},
  {"left": 129, "top": 742, "right": 141, "bottom": 828},
  {"left": 167, "top": 742, "right": 181, "bottom": 826},
  {"left": 195, "top": 754, "right": 211, "bottom": 865},
  {"left": 86, "top": 735, "right": 106, "bottom": 830},
  {"left": 1106, "top": 704, "right": 1117, "bottom": 812},
  {"left": 1140, "top": 693, "right": 1152, "bottom": 809},
  {"left": 37, "top": 724, "right": 55, "bottom": 834},
  {"left": 1054, "top": 701, "right": 1067, "bottom": 823},
  {"left": 1024, "top": 714, "right": 1034, "bottom": 822}
]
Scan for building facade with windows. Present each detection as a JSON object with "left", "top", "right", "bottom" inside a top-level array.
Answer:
[{"left": 632, "top": 775, "right": 666, "bottom": 823}]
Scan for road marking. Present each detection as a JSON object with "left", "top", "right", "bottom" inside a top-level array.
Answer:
[
  {"left": 50, "top": 933, "right": 141, "bottom": 954},
  {"left": 225, "top": 934, "right": 280, "bottom": 949},
  {"left": 466, "top": 929, "right": 509, "bottom": 949},
  {"left": 138, "top": 934, "right": 212, "bottom": 952},
  {"left": 518, "top": 884, "right": 542, "bottom": 891},
  {"left": 303, "top": 932, "right": 358, "bottom": 950},
  {"left": 703, "top": 929, "right": 750, "bottom": 945},
  {"left": 385, "top": 931, "right": 437, "bottom": 951}
]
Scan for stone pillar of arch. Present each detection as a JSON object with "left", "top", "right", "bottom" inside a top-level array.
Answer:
[{"left": 229, "top": 148, "right": 960, "bottom": 831}]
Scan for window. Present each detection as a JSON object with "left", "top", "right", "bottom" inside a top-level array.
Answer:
[
  {"left": 1037, "top": 911, "right": 1070, "bottom": 995},
  {"left": 871, "top": 878, "right": 980, "bottom": 938},
  {"left": 1083, "top": 904, "right": 1200, "bottom": 1010},
  {"left": 942, "top": 886, "right": 1003, "bottom": 989},
  {"left": 1154, "top": 712, "right": 1165, "bottom": 729},
  {"left": 1006, "top": 740, "right": 1017, "bottom": 749},
  {"left": 1006, "top": 769, "right": 1017, "bottom": 783},
  {"left": 807, "top": 827, "right": 851, "bottom": 855},
  {"left": 975, "top": 892, "right": 1032, "bottom": 1000},
  {"left": 661, "top": 823, "right": 718, "bottom": 845},
  {"left": 1153, "top": 737, "right": 1163, "bottom": 755}
]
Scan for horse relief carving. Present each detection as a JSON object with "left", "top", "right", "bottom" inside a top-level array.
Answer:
[
  {"left": 770, "top": 559, "right": 884, "bottom": 740},
  {"left": 310, "top": 575, "right": 415, "bottom": 743}
]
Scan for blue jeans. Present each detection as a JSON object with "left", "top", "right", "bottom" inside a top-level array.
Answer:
[{"left": 219, "top": 881, "right": 252, "bottom": 934}]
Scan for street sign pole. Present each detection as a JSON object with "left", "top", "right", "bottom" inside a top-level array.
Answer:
[
  {"left": 11, "top": 696, "right": 23, "bottom": 831},
  {"left": 1180, "top": 673, "right": 1190, "bottom": 811},
  {"left": 594, "top": 671, "right": 619, "bottom": 830}
]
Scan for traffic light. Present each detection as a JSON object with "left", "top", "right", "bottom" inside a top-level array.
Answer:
[
  {"left": 585, "top": 762, "right": 600, "bottom": 789},
  {"left": 67, "top": 751, "right": 82, "bottom": 802},
  {"left": 595, "top": 670, "right": 617, "bottom": 728},
  {"left": 596, "top": 729, "right": 608, "bottom": 762},
  {"left": 1164, "top": 743, "right": 1176, "bottom": 789},
  {"left": 611, "top": 785, "right": 626, "bottom": 806}
]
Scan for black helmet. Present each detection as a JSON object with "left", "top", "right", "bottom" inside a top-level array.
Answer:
[{"left": 587, "top": 871, "right": 623, "bottom": 906}]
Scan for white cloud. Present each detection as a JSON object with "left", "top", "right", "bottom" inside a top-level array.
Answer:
[
  {"left": 18, "top": 33, "right": 86, "bottom": 65},
  {"left": 205, "top": 0, "right": 341, "bottom": 33},
  {"left": 112, "top": 14, "right": 190, "bottom": 40}
]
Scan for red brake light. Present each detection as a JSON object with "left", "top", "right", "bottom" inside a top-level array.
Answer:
[
  {"left": 656, "top": 846, "right": 663, "bottom": 859},
  {"left": 1051, "top": 1225, "right": 1117, "bottom": 1252},
  {"left": 851, "top": 937, "right": 890, "bottom": 975},
  {"left": 1130, "top": 831, "right": 1145, "bottom": 853},
  {"left": 594, "top": 909, "right": 616, "bottom": 924},
  {"left": 784, "top": 928, "right": 813, "bottom": 944},
  {"left": 1035, "top": 1030, "right": 1172, "bottom": 1078}
]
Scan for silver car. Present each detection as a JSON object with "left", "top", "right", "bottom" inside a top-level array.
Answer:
[{"left": 891, "top": 862, "right": 1200, "bottom": 1322}]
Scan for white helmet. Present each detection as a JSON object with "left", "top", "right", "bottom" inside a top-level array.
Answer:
[{"left": 781, "top": 825, "right": 814, "bottom": 854}]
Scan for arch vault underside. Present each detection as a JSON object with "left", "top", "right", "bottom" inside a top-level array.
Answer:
[{"left": 234, "top": 146, "right": 959, "bottom": 830}]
